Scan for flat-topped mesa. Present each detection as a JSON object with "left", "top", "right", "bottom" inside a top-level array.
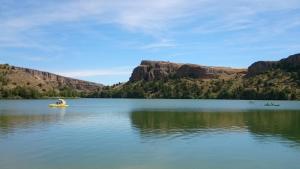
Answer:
[
  {"left": 246, "top": 53, "right": 300, "bottom": 77},
  {"left": 129, "top": 60, "right": 181, "bottom": 81},
  {"left": 129, "top": 60, "right": 247, "bottom": 82}
]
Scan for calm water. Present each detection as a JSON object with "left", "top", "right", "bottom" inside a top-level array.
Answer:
[{"left": 0, "top": 99, "right": 300, "bottom": 169}]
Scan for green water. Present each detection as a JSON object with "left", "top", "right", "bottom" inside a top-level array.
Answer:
[{"left": 0, "top": 99, "right": 300, "bottom": 169}]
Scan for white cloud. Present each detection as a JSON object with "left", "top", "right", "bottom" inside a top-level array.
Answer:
[
  {"left": 1, "top": 0, "right": 300, "bottom": 49},
  {"left": 140, "top": 39, "right": 176, "bottom": 49},
  {"left": 0, "top": 0, "right": 189, "bottom": 34},
  {"left": 2, "top": 0, "right": 297, "bottom": 34},
  {"left": 56, "top": 67, "right": 132, "bottom": 78}
]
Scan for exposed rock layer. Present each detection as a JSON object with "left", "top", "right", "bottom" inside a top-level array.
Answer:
[
  {"left": 247, "top": 54, "right": 300, "bottom": 77},
  {"left": 0, "top": 65, "right": 103, "bottom": 93},
  {"left": 130, "top": 60, "right": 246, "bottom": 81}
]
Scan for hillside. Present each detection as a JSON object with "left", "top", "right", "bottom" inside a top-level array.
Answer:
[
  {"left": 1, "top": 54, "right": 299, "bottom": 100},
  {"left": 91, "top": 54, "right": 300, "bottom": 100},
  {"left": 246, "top": 53, "right": 300, "bottom": 76},
  {"left": 0, "top": 64, "right": 103, "bottom": 98}
]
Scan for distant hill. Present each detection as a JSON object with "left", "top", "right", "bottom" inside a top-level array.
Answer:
[
  {"left": 129, "top": 60, "right": 246, "bottom": 81},
  {"left": 91, "top": 53, "right": 300, "bottom": 100},
  {"left": 1, "top": 54, "right": 299, "bottom": 100},
  {"left": 246, "top": 53, "right": 300, "bottom": 77},
  {"left": 0, "top": 64, "right": 103, "bottom": 98}
]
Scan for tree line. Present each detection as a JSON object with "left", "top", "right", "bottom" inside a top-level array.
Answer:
[
  {"left": 1, "top": 68, "right": 299, "bottom": 100},
  {"left": 0, "top": 86, "right": 84, "bottom": 99}
]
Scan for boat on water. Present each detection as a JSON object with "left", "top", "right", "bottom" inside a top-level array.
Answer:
[
  {"left": 49, "top": 99, "right": 69, "bottom": 107},
  {"left": 264, "top": 102, "right": 280, "bottom": 107}
]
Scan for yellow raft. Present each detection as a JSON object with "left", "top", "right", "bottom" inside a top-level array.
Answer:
[
  {"left": 49, "top": 104, "right": 69, "bottom": 107},
  {"left": 49, "top": 99, "right": 69, "bottom": 108}
]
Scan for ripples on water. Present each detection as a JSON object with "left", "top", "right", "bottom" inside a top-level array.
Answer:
[{"left": 0, "top": 99, "right": 300, "bottom": 169}]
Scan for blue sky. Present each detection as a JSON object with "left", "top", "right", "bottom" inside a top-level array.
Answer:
[{"left": 1, "top": 0, "right": 300, "bottom": 85}]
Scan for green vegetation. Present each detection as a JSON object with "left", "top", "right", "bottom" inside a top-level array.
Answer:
[
  {"left": 90, "top": 69, "right": 299, "bottom": 100},
  {"left": 0, "top": 64, "right": 9, "bottom": 86},
  {"left": 0, "top": 63, "right": 299, "bottom": 100},
  {"left": 0, "top": 86, "right": 86, "bottom": 99},
  {"left": 0, "top": 64, "right": 92, "bottom": 99}
]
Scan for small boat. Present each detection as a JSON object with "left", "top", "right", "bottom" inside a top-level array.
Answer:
[
  {"left": 49, "top": 99, "right": 69, "bottom": 108},
  {"left": 264, "top": 102, "right": 280, "bottom": 107}
]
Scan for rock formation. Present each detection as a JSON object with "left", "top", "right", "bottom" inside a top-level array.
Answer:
[
  {"left": 0, "top": 65, "right": 103, "bottom": 93},
  {"left": 130, "top": 61, "right": 181, "bottom": 81},
  {"left": 247, "top": 61, "right": 277, "bottom": 77},
  {"left": 246, "top": 53, "right": 300, "bottom": 77},
  {"left": 129, "top": 60, "right": 246, "bottom": 81}
]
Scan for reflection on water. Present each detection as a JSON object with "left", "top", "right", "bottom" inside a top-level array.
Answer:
[
  {"left": 1, "top": 99, "right": 300, "bottom": 169},
  {"left": 0, "top": 108, "right": 66, "bottom": 135},
  {"left": 130, "top": 110, "right": 300, "bottom": 144}
]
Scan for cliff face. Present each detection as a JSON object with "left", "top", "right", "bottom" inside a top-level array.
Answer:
[
  {"left": 278, "top": 53, "right": 300, "bottom": 71},
  {"left": 247, "top": 61, "right": 277, "bottom": 77},
  {"left": 247, "top": 54, "right": 300, "bottom": 77},
  {"left": 0, "top": 65, "right": 103, "bottom": 94},
  {"left": 176, "top": 64, "right": 209, "bottom": 79},
  {"left": 129, "top": 61, "right": 181, "bottom": 81},
  {"left": 129, "top": 60, "right": 246, "bottom": 81}
]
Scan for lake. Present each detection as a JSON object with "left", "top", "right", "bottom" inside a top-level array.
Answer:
[{"left": 0, "top": 99, "right": 300, "bottom": 169}]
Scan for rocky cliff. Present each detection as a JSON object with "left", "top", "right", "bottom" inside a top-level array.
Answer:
[
  {"left": 247, "top": 53, "right": 300, "bottom": 77},
  {"left": 78, "top": 53, "right": 300, "bottom": 100},
  {"left": 0, "top": 64, "right": 103, "bottom": 94},
  {"left": 129, "top": 60, "right": 246, "bottom": 81},
  {"left": 129, "top": 61, "right": 181, "bottom": 81}
]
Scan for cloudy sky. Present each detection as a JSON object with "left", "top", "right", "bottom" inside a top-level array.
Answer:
[{"left": 1, "top": 0, "right": 300, "bottom": 84}]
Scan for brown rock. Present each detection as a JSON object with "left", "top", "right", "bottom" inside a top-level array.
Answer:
[
  {"left": 176, "top": 64, "right": 213, "bottom": 78},
  {"left": 246, "top": 61, "right": 277, "bottom": 77},
  {"left": 2, "top": 65, "right": 103, "bottom": 93},
  {"left": 246, "top": 53, "right": 300, "bottom": 77},
  {"left": 130, "top": 60, "right": 181, "bottom": 81},
  {"left": 129, "top": 60, "right": 246, "bottom": 81},
  {"left": 279, "top": 53, "right": 300, "bottom": 70}
]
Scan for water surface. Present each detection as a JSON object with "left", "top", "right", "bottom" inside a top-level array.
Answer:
[{"left": 0, "top": 99, "right": 300, "bottom": 169}]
